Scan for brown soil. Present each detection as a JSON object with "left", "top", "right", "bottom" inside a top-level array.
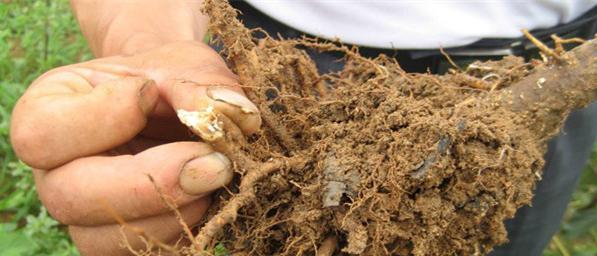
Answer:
[{"left": 173, "top": 1, "right": 597, "bottom": 255}]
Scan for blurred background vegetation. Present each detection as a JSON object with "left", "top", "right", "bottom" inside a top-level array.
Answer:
[{"left": 0, "top": 1, "right": 595, "bottom": 255}]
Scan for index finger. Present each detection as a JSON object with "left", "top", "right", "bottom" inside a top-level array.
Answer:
[
  {"left": 165, "top": 80, "right": 262, "bottom": 135},
  {"left": 11, "top": 70, "right": 158, "bottom": 170}
]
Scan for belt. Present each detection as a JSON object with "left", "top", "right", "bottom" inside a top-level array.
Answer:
[
  {"left": 232, "top": 1, "right": 597, "bottom": 73},
  {"left": 412, "top": 5, "right": 597, "bottom": 59}
]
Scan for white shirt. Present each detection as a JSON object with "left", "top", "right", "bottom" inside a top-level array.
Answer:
[{"left": 245, "top": 0, "right": 597, "bottom": 49}]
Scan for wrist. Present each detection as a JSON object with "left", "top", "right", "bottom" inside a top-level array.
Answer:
[{"left": 71, "top": 0, "right": 207, "bottom": 57}]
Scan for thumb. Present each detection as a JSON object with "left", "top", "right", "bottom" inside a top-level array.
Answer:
[{"left": 11, "top": 75, "right": 159, "bottom": 170}]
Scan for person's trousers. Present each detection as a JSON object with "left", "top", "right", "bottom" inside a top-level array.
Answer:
[{"left": 489, "top": 104, "right": 597, "bottom": 256}]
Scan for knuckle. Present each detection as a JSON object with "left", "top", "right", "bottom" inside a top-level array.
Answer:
[
  {"left": 34, "top": 170, "right": 82, "bottom": 225},
  {"left": 10, "top": 108, "right": 55, "bottom": 169},
  {"left": 37, "top": 185, "right": 74, "bottom": 224},
  {"left": 69, "top": 227, "right": 123, "bottom": 256}
]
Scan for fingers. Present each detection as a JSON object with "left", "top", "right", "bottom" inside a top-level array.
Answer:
[
  {"left": 123, "top": 41, "right": 262, "bottom": 135},
  {"left": 35, "top": 142, "right": 232, "bottom": 226},
  {"left": 70, "top": 198, "right": 209, "bottom": 256},
  {"left": 164, "top": 80, "right": 262, "bottom": 135},
  {"left": 11, "top": 74, "right": 159, "bottom": 170},
  {"left": 11, "top": 42, "right": 262, "bottom": 171}
]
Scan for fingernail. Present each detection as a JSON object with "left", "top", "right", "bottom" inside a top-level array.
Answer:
[
  {"left": 206, "top": 87, "right": 259, "bottom": 114},
  {"left": 179, "top": 152, "right": 232, "bottom": 195},
  {"left": 138, "top": 79, "right": 157, "bottom": 114}
]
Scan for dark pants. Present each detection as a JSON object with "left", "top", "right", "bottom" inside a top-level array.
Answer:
[
  {"left": 231, "top": 2, "right": 597, "bottom": 255},
  {"left": 489, "top": 105, "right": 597, "bottom": 255}
]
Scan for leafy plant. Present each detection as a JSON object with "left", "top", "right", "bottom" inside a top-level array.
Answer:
[
  {"left": 545, "top": 145, "right": 597, "bottom": 256},
  {"left": 1, "top": 0, "right": 90, "bottom": 255}
]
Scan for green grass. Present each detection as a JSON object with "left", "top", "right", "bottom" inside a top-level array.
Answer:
[
  {"left": 1, "top": 0, "right": 91, "bottom": 255},
  {"left": 544, "top": 147, "right": 597, "bottom": 256},
  {"left": 0, "top": 1, "right": 594, "bottom": 255}
]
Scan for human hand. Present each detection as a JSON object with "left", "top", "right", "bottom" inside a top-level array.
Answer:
[{"left": 10, "top": 41, "right": 260, "bottom": 255}]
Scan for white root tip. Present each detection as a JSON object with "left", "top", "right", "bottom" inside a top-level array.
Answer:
[{"left": 176, "top": 107, "right": 225, "bottom": 141}]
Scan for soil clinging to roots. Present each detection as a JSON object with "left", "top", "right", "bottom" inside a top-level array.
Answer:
[{"left": 173, "top": 1, "right": 597, "bottom": 255}]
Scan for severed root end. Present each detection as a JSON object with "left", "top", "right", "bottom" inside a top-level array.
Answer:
[
  {"left": 177, "top": 107, "right": 225, "bottom": 142},
  {"left": 503, "top": 37, "right": 597, "bottom": 138}
]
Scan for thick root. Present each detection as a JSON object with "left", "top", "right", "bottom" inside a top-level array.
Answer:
[{"left": 500, "top": 38, "right": 597, "bottom": 138}]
